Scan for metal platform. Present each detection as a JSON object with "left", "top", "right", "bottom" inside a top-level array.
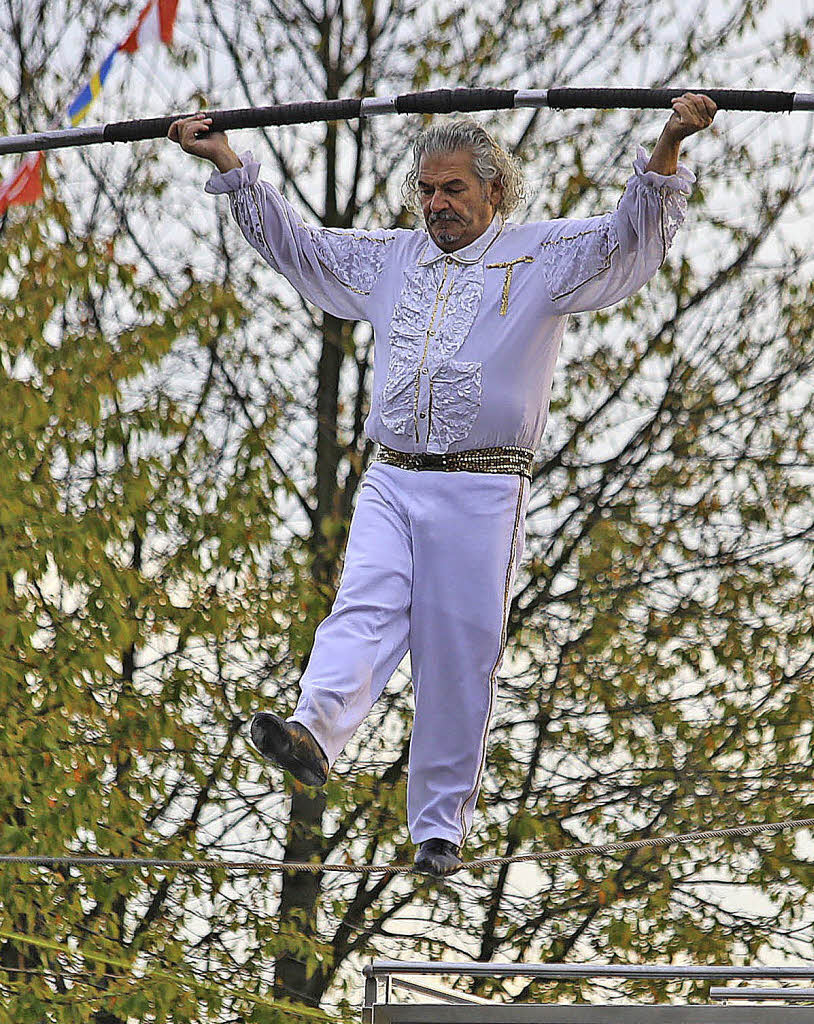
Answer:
[{"left": 362, "top": 961, "right": 814, "bottom": 1023}]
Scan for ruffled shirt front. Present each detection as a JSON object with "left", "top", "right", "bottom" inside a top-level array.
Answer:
[{"left": 205, "top": 148, "right": 694, "bottom": 455}]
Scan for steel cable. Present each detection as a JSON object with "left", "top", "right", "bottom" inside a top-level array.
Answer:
[{"left": 1, "top": 816, "right": 812, "bottom": 876}]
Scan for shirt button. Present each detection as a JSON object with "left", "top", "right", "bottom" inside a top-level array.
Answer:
[
  {"left": 421, "top": 368, "right": 428, "bottom": 375},
  {"left": 419, "top": 412, "right": 426, "bottom": 419}
]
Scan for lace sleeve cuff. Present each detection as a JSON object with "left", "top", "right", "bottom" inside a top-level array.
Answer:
[
  {"left": 204, "top": 151, "right": 261, "bottom": 195},
  {"left": 630, "top": 145, "right": 695, "bottom": 195}
]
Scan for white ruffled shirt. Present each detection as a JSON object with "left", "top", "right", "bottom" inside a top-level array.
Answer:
[{"left": 205, "top": 149, "right": 694, "bottom": 455}]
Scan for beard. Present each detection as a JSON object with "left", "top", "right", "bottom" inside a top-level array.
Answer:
[{"left": 428, "top": 211, "right": 468, "bottom": 245}]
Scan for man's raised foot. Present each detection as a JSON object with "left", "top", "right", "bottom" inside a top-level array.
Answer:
[
  {"left": 414, "top": 838, "right": 462, "bottom": 877},
  {"left": 250, "top": 712, "right": 329, "bottom": 788}
]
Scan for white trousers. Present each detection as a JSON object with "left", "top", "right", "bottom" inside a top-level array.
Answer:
[{"left": 291, "top": 462, "right": 528, "bottom": 846}]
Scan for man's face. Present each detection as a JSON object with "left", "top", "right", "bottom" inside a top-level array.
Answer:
[{"left": 418, "top": 149, "right": 502, "bottom": 252}]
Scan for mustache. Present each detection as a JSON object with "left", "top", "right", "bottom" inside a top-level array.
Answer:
[{"left": 428, "top": 211, "right": 464, "bottom": 224}]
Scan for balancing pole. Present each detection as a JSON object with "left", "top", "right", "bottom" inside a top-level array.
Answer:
[{"left": 0, "top": 87, "right": 812, "bottom": 157}]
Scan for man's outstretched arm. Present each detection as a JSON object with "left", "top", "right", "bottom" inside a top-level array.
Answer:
[
  {"left": 167, "top": 114, "right": 396, "bottom": 322},
  {"left": 646, "top": 92, "right": 717, "bottom": 175},
  {"left": 536, "top": 92, "right": 716, "bottom": 314}
]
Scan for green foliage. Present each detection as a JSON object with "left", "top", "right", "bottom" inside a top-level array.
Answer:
[{"left": 0, "top": 179, "right": 321, "bottom": 1019}]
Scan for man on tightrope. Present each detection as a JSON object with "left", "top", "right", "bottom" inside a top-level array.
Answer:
[{"left": 169, "top": 93, "right": 716, "bottom": 877}]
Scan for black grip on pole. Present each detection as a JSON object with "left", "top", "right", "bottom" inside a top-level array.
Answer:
[
  {"left": 208, "top": 99, "right": 363, "bottom": 127},
  {"left": 395, "top": 88, "right": 517, "bottom": 115},
  {"left": 546, "top": 88, "right": 794, "bottom": 112},
  {"left": 103, "top": 98, "right": 364, "bottom": 142},
  {"left": 105, "top": 114, "right": 182, "bottom": 142}
]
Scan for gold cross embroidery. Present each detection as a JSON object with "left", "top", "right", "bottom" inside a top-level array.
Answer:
[{"left": 486, "top": 256, "right": 535, "bottom": 316}]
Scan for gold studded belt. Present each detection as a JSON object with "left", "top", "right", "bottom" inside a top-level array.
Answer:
[{"left": 376, "top": 444, "right": 534, "bottom": 479}]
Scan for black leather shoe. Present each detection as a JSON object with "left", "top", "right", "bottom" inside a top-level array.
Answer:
[
  {"left": 250, "top": 713, "right": 329, "bottom": 788},
  {"left": 414, "top": 838, "right": 462, "bottom": 877}
]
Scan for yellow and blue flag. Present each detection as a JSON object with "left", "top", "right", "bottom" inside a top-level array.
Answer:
[
  {"left": 67, "top": 45, "right": 120, "bottom": 126},
  {"left": 66, "top": 0, "right": 179, "bottom": 126}
]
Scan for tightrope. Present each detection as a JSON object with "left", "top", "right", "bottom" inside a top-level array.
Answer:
[{"left": 1, "top": 817, "right": 812, "bottom": 876}]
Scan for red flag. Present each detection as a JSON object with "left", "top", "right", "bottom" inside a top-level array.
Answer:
[
  {"left": 120, "top": 0, "right": 179, "bottom": 53},
  {"left": 0, "top": 152, "right": 44, "bottom": 215}
]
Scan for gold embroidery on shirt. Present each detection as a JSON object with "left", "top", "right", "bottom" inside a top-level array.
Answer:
[
  {"left": 241, "top": 189, "right": 393, "bottom": 294},
  {"left": 547, "top": 243, "right": 619, "bottom": 300},
  {"left": 308, "top": 229, "right": 394, "bottom": 295},
  {"left": 413, "top": 261, "right": 452, "bottom": 441},
  {"left": 539, "top": 227, "right": 602, "bottom": 247},
  {"left": 486, "top": 256, "right": 535, "bottom": 315},
  {"left": 539, "top": 220, "right": 620, "bottom": 301},
  {"left": 313, "top": 257, "right": 369, "bottom": 294}
]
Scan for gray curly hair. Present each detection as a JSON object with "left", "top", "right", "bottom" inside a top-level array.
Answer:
[{"left": 403, "top": 118, "right": 525, "bottom": 218}]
